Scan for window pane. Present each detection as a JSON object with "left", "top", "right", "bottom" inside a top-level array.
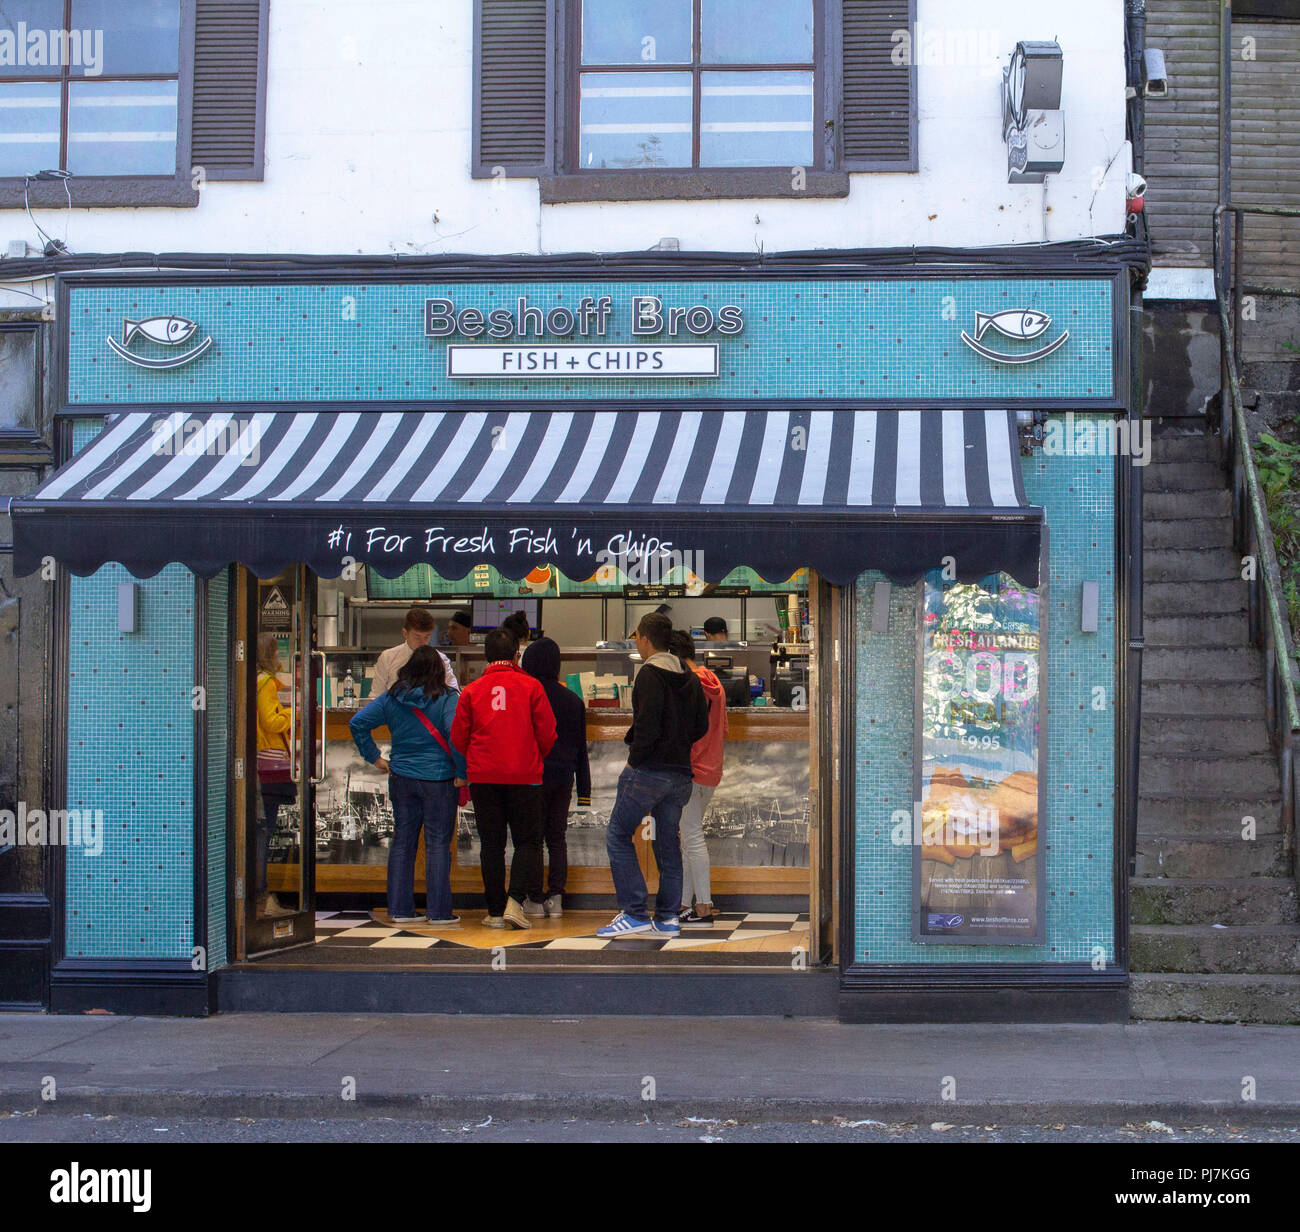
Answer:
[
  {"left": 0, "top": 1, "right": 69, "bottom": 77},
  {"left": 67, "top": 79, "right": 177, "bottom": 175},
  {"left": 700, "top": 70, "right": 813, "bottom": 167},
  {"left": 701, "top": 0, "right": 813, "bottom": 63},
  {"left": 0, "top": 81, "right": 60, "bottom": 176},
  {"left": 71, "top": 0, "right": 180, "bottom": 75},
  {"left": 579, "top": 71, "right": 691, "bottom": 169},
  {"left": 582, "top": 0, "right": 692, "bottom": 65}
]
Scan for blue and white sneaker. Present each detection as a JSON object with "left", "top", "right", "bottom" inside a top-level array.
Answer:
[
  {"left": 651, "top": 917, "right": 680, "bottom": 937},
  {"left": 595, "top": 912, "right": 653, "bottom": 937}
]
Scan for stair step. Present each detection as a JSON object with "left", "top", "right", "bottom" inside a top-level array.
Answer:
[
  {"left": 1150, "top": 434, "right": 1221, "bottom": 463},
  {"left": 1134, "top": 833, "right": 1289, "bottom": 878},
  {"left": 1131, "top": 877, "right": 1298, "bottom": 925},
  {"left": 1144, "top": 490, "right": 1231, "bottom": 519},
  {"left": 1137, "top": 795, "right": 1282, "bottom": 835},
  {"left": 1144, "top": 613, "right": 1250, "bottom": 646},
  {"left": 1130, "top": 973, "right": 1300, "bottom": 1023},
  {"left": 1143, "top": 646, "right": 1261, "bottom": 681},
  {"left": 1145, "top": 518, "right": 1234, "bottom": 550},
  {"left": 1144, "top": 548, "right": 1244, "bottom": 583},
  {"left": 1145, "top": 461, "right": 1228, "bottom": 492},
  {"left": 1142, "top": 681, "right": 1266, "bottom": 715},
  {"left": 1139, "top": 715, "right": 1270, "bottom": 755},
  {"left": 1144, "top": 580, "right": 1247, "bottom": 616},
  {"left": 1131, "top": 924, "right": 1300, "bottom": 974},
  {"left": 1139, "top": 754, "right": 1279, "bottom": 796}
]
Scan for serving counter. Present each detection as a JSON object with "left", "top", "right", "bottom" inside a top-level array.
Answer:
[{"left": 269, "top": 702, "right": 811, "bottom": 898}]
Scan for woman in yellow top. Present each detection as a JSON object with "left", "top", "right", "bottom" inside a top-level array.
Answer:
[{"left": 255, "top": 633, "right": 295, "bottom": 917}]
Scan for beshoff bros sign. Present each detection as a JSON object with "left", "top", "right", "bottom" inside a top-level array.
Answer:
[{"left": 425, "top": 293, "right": 743, "bottom": 379}]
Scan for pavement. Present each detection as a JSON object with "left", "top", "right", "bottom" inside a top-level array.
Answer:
[{"left": 2, "top": 1014, "right": 1299, "bottom": 1125}]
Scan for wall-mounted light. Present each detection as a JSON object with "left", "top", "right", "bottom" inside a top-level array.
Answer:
[
  {"left": 117, "top": 582, "right": 139, "bottom": 634},
  {"left": 1001, "top": 41, "right": 1065, "bottom": 184},
  {"left": 1142, "top": 48, "right": 1168, "bottom": 98}
]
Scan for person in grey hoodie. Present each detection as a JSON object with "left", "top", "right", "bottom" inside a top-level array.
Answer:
[{"left": 350, "top": 646, "right": 467, "bottom": 926}]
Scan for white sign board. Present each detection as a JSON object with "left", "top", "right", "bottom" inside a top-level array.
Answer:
[{"left": 446, "top": 344, "right": 719, "bottom": 379}]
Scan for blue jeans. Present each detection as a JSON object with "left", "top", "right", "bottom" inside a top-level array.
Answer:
[
  {"left": 387, "top": 772, "right": 457, "bottom": 919},
  {"left": 605, "top": 765, "right": 694, "bottom": 923}
]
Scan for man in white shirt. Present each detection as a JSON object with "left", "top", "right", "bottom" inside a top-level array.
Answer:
[{"left": 372, "top": 606, "right": 459, "bottom": 695}]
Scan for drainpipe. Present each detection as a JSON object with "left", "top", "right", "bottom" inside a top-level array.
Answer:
[{"left": 1125, "top": 0, "right": 1147, "bottom": 885}]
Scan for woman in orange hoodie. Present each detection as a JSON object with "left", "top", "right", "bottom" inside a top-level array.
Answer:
[
  {"left": 668, "top": 631, "right": 727, "bottom": 927},
  {"left": 255, "top": 633, "right": 294, "bottom": 917}
]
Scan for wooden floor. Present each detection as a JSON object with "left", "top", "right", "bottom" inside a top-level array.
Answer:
[{"left": 314, "top": 908, "right": 811, "bottom": 955}]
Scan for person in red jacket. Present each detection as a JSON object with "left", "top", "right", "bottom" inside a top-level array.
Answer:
[
  {"left": 669, "top": 630, "right": 727, "bottom": 927},
  {"left": 451, "top": 628, "right": 557, "bottom": 929}
]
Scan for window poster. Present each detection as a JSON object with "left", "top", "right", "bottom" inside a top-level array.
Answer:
[{"left": 913, "top": 571, "right": 1045, "bottom": 944}]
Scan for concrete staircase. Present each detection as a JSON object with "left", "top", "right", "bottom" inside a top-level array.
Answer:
[{"left": 1131, "top": 428, "right": 1300, "bottom": 1022}]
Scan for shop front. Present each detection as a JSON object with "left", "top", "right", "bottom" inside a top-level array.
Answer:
[{"left": 12, "top": 246, "right": 1138, "bottom": 1019}]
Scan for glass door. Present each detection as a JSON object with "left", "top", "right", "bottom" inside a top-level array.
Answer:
[{"left": 245, "top": 565, "right": 317, "bottom": 955}]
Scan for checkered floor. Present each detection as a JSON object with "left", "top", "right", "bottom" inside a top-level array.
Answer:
[{"left": 314, "top": 909, "right": 809, "bottom": 952}]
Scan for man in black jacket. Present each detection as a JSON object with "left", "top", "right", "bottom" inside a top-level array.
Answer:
[
  {"left": 521, "top": 637, "right": 592, "bottom": 918},
  {"left": 597, "top": 613, "right": 709, "bottom": 939}
]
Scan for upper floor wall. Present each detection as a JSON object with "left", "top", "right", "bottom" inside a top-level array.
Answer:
[{"left": 0, "top": 0, "right": 1129, "bottom": 263}]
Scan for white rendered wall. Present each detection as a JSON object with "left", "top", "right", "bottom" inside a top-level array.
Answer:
[{"left": 0, "top": 0, "right": 1129, "bottom": 273}]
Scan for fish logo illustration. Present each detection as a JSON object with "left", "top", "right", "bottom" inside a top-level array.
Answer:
[
  {"left": 961, "top": 308, "right": 1069, "bottom": 365},
  {"left": 107, "top": 315, "right": 214, "bottom": 369}
]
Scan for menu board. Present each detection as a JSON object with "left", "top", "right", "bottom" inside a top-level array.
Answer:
[{"left": 913, "top": 572, "right": 1044, "bottom": 944}]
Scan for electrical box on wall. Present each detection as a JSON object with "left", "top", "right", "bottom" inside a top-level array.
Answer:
[
  {"left": 117, "top": 582, "right": 139, "bottom": 634},
  {"left": 1002, "top": 40, "right": 1066, "bottom": 184}
]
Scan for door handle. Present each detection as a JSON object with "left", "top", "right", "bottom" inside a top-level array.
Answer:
[
  {"left": 312, "top": 650, "right": 328, "bottom": 785},
  {"left": 289, "top": 650, "right": 300, "bottom": 782}
]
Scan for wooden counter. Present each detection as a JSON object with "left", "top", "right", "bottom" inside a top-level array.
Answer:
[{"left": 270, "top": 704, "right": 811, "bottom": 897}]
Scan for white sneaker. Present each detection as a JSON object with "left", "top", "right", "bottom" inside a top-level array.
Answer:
[
  {"left": 424, "top": 916, "right": 461, "bottom": 928},
  {"left": 503, "top": 897, "right": 532, "bottom": 929},
  {"left": 543, "top": 893, "right": 563, "bottom": 918},
  {"left": 482, "top": 915, "right": 506, "bottom": 929},
  {"left": 522, "top": 898, "right": 546, "bottom": 917}
]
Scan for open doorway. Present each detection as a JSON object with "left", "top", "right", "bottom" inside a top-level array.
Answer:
[{"left": 231, "top": 562, "right": 827, "bottom": 967}]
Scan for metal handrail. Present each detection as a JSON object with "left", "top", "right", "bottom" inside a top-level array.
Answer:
[{"left": 1212, "top": 203, "right": 1300, "bottom": 860}]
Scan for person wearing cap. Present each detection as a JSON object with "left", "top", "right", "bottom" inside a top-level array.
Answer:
[
  {"left": 703, "top": 617, "right": 729, "bottom": 642},
  {"left": 521, "top": 636, "right": 592, "bottom": 918},
  {"left": 373, "top": 606, "right": 459, "bottom": 696},
  {"left": 447, "top": 609, "right": 473, "bottom": 647}
]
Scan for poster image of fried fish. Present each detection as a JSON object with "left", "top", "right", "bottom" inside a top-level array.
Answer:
[{"left": 912, "top": 570, "right": 1046, "bottom": 944}]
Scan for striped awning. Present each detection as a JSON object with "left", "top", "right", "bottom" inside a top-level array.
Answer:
[{"left": 14, "top": 408, "right": 1042, "bottom": 585}]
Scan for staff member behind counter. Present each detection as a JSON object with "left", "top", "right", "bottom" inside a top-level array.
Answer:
[{"left": 374, "top": 606, "right": 459, "bottom": 696}]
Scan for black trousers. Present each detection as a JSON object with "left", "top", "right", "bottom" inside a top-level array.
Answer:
[
  {"left": 541, "top": 779, "right": 573, "bottom": 897},
  {"left": 471, "top": 782, "right": 544, "bottom": 916}
]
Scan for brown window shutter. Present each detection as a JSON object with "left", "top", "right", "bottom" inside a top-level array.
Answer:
[
  {"left": 840, "top": 0, "right": 916, "bottom": 171},
  {"left": 192, "top": 0, "right": 269, "bottom": 182},
  {"left": 474, "top": 0, "right": 552, "bottom": 177}
]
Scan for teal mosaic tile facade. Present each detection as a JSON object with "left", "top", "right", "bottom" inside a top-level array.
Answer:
[
  {"left": 205, "top": 572, "right": 229, "bottom": 972},
  {"left": 67, "top": 278, "right": 1116, "bottom": 404},
  {"left": 852, "top": 416, "right": 1116, "bottom": 964},
  {"left": 65, "top": 419, "right": 198, "bottom": 960}
]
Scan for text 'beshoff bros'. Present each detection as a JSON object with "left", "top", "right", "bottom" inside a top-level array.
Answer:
[{"left": 424, "top": 295, "right": 744, "bottom": 340}]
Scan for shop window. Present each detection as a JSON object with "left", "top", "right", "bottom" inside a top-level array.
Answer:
[
  {"left": 473, "top": 0, "right": 917, "bottom": 200},
  {"left": 0, "top": 324, "right": 47, "bottom": 457},
  {"left": 0, "top": 0, "right": 267, "bottom": 211}
]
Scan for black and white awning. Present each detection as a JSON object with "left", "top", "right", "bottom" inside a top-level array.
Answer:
[{"left": 14, "top": 408, "right": 1042, "bottom": 585}]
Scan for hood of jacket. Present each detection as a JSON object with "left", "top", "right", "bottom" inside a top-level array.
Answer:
[
  {"left": 521, "top": 636, "right": 562, "bottom": 681},
  {"left": 693, "top": 664, "right": 724, "bottom": 701},
  {"left": 642, "top": 651, "right": 683, "bottom": 673},
  {"left": 389, "top": 682, "right": 443, "bottom": 709}
]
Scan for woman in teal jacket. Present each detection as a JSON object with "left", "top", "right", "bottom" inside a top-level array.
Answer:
[{"left": 350, "top": 646, "right": 467, "bottom": 926}]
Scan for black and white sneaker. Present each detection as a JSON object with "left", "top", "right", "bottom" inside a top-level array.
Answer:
[{"left": 679, "top": 907, "right": 716, "bottom": 930}]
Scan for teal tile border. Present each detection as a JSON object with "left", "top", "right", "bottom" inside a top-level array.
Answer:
[
  {"left": 851, "top": 419, "right": 1116, "bottom": 964},
  {"left": 67, "top": 277, "right": 1116, "bottom": 404},
  {"left": 205, "top": 571, "right": 229, "bottom": 972}
]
